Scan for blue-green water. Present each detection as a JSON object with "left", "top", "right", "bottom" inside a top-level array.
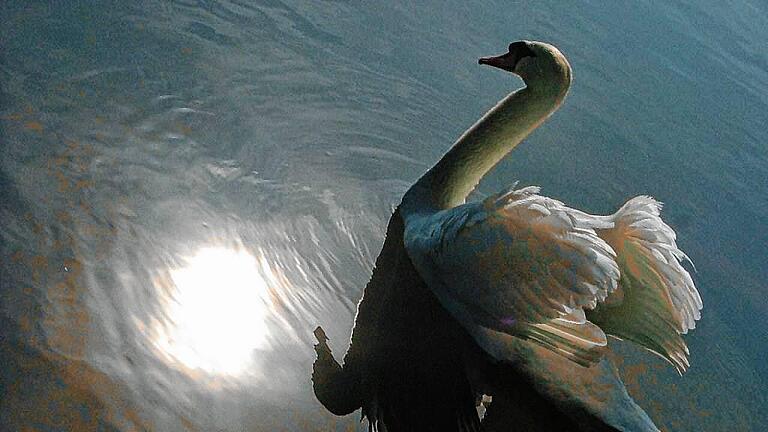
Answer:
[{"left": 1, "top": 1, "right": 766, "bottom": 430}]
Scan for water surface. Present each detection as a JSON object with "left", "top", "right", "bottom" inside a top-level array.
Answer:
[{"left": 1, "top": 1, "right": 766, "bottom": 430}]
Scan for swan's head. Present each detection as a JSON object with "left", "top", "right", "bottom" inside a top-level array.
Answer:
[{"left": 479, "top": 40, "right": 571, "bottom": 90}]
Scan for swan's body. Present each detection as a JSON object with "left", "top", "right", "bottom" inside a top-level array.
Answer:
[{"left": 313, "top": 41, "right": 701, "bottom": 431}]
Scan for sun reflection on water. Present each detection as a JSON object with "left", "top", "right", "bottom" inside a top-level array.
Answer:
[{"left": 151, "top": 247, "right": 274, "bottom": 376}]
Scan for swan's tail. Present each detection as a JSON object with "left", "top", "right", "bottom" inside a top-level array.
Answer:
[{"left": 311, "top": 326, "right": 363, "bottom": 415}]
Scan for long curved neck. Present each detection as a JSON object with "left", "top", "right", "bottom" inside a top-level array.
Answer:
[{"left": 404, "top": 78, "right": 570, "bottom": 212}]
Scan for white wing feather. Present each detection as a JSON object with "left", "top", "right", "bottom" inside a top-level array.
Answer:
[
  {"left": 404, "top": 187, "right": 701, "bottom": 371},
  {"left": 588, "top": 196, "right": 702, "bottom": 373},
  {"left": 404, "top": 186, "right": 620, "bottom": 365}
]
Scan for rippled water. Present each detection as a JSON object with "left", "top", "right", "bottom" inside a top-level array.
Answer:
[{"left": 1, "top": 1, "right": 766, "bottom": 431}]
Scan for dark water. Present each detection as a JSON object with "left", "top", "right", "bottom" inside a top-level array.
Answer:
[{"left": 1, "top": 1, "right": 766, "bottom": 431}]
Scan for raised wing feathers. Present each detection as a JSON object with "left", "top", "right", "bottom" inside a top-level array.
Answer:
[
  {"left": 404, "top": 186, "right": 620, "bottom": 365},
  {"left": 588, "top": 196, "right": 702, "bottom": 373},
  {"left": 438, "top": 185, "right": 618, "bottom": 323}
]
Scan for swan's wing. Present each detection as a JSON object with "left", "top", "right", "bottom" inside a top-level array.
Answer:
[
  {"left": 586, "top": 196, "right": 702, "bottom": 373},
  {"left": 404, "top": 186, "right": 620, "bottom": 366}
]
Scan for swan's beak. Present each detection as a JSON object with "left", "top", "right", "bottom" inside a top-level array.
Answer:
[
  {"left": 478, "top": 52, "right": 517, "bottom": 72},
  {"left": 479, "top": 41, "right": 536, "bottom": 73}
]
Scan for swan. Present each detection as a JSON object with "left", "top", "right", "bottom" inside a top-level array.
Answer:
[{"left": 312, "top": 40, "right": 701, "bottom": 431}]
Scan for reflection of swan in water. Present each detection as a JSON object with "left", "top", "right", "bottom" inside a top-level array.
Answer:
[{"left": 312, "top": 41, "right": 701, "bottom": 431}]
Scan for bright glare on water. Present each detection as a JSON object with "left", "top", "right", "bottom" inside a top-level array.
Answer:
[{"left": 153, "top": 247, "right": 270, "bottom": 376}]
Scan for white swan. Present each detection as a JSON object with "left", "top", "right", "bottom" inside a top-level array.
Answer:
[
  {"left": 401, "top": 40, "right": 702, "bottom": 373},
  {"left": 312, "top": 40, "right": 701, "bottom": 431}
]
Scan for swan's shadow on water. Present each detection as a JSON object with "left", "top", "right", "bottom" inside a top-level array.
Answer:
[{"left": 312, "top": 209, "right": 648, "bottom": 432}]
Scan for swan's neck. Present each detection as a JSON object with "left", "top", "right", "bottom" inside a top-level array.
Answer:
[{"left": 404, "top": 79, "right": 569, "bottom": 212}]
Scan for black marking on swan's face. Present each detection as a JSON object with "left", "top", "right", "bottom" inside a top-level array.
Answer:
[{"left": 478, "top": 41, "right": 537, "bottom": 73}]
